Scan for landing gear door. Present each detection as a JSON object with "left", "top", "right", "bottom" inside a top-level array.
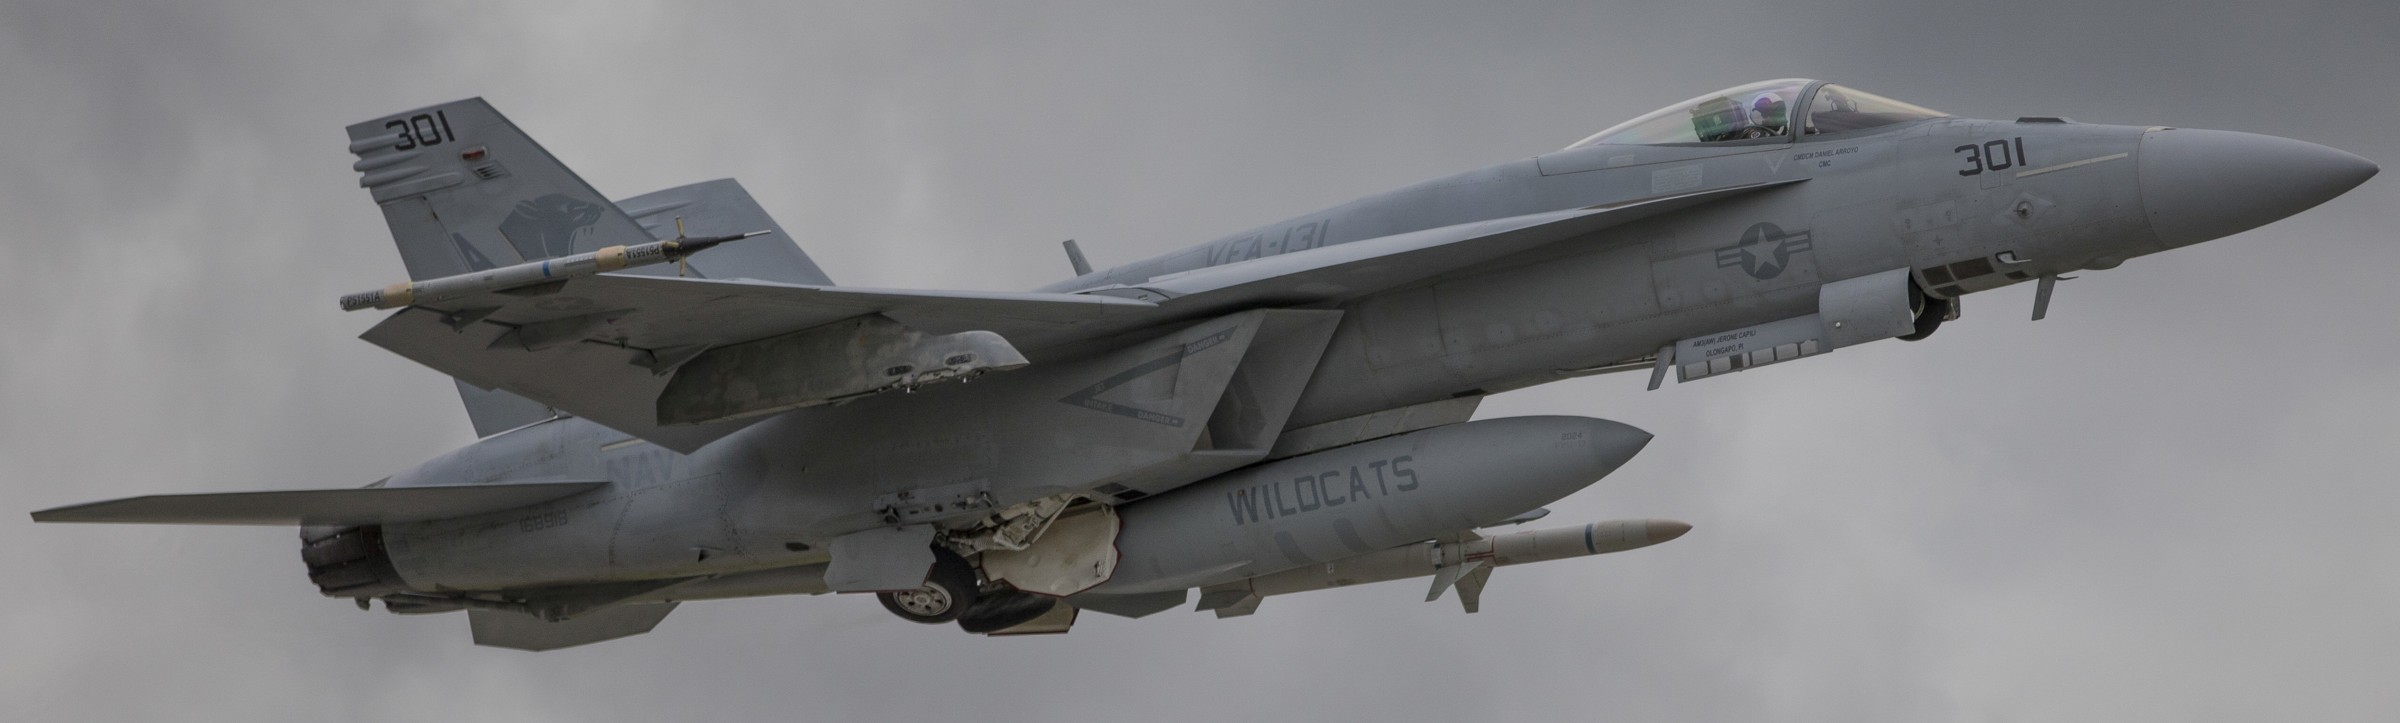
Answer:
[
  {"left": 1818, "top": 268, "right": 1916, "bottom": 348},
  {"left": 823, "top": 524, "right": 938, "bottom": 593},
  {"left": 982, "top": 505, "right": 1121, "bottom": 597}
]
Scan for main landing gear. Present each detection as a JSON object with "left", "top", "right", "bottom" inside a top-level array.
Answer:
[
  {"left": 1899, "top": 286, "right": 1956, "bottom": 342},
  {"left": 877, "top": 547, "right": 980, "bottom": 624},
  {"left": 874, "top": 545, "right": 1062, "bottom": 632}
]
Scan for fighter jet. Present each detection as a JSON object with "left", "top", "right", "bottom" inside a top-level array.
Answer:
[{"left": 33, "top": 79, "right": 2375, "bottom": 650}]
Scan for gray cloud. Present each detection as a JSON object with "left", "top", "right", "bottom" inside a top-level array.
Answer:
[{"left": 3, "top": 0, "right": 2395, "bottom": 720}]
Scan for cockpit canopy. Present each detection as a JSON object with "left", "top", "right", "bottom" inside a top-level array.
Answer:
[{"left": 1566, "top": 79, "right": 1945, "bottom": 149}]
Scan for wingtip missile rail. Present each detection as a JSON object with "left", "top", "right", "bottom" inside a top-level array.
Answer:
[{"left": 338, "top": 230, "right": 771, "bottom": 312}]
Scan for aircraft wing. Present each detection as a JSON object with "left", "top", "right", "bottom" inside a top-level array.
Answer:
[
  {"left": 360, "top": 181, "right": 1788, "bottom": 453},
  {"left": 360, "top": 279, "right": 1155, "bottom": 452},
  {"left": 30, "top": 480, "right": 608, "bottom": 525}
]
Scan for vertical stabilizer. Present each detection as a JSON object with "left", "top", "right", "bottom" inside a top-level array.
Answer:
[
  {"left": 349, "top": 98, "right": 652, "bottom": 436},
  {"left": 345, "top": 101, "right": 818, "bottom": 437},
  {"left": 346, "top": 98, "right": 662, "bottom": 280}
]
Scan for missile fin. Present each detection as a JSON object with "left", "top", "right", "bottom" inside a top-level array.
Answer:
[
  {"left": 1425, "top": 559, "right": 1488, "bottom": 603},
  {"left": 1455, "top": 564, "right": 1493, "bottom": 614}
]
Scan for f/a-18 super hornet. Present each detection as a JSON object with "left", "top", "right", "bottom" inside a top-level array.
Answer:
[{"left": 34, "top": 79, "right": 2375, "bottom": 650}]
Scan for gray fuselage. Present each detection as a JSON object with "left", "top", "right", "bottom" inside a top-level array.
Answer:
[{"left": 372, "top": 115, "right": 2308, "bottom": 593}]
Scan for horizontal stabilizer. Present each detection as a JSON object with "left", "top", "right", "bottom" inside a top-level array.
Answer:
[
  {"left": 30, "top": 480, "right": 607, "bottom": 525},
  {"left": 469, "top": 602, "right": 678, "bottom": 652}
]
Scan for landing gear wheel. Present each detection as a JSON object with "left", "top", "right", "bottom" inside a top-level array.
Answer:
[
  {"left": 957, "top": 588, "right": 1059, "bottom": 634},
  {"left": 876, "top": 547, "right": 980, "bottom": 624},
  {"left": 1900, "top": 293, "right": 1952, "bottom": 342}
]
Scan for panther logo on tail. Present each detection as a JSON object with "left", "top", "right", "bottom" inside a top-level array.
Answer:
[{"left": 498, "top": 194, "right": 606, "bottom": 261}]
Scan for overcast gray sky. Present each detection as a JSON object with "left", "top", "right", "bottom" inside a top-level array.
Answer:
[{"left": 4, "top": 1, "right": 2396, "bottom": 720}]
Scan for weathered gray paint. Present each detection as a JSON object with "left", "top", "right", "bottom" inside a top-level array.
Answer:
[{"left": 32, "top": 80, "right": 2377, "bottom": 649}]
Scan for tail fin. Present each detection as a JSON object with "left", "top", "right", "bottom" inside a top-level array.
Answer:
[
  {"left": 349, "top": 98, "right": 648, "bottom": 437},
  {"left": 347, "top": 98, "right": 657, "bottom": 280},
  {"left": 347, "top": 101, "right": 836, "bottom": 438}
]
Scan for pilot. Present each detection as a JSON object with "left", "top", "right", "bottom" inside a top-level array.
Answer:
[{"left": 1740, "top": 92, "right": 1788, "bottom": 139}]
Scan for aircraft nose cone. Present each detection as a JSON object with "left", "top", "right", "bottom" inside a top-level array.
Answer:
[{"left": 2140, "top": 128, "right": 2377, "bottom": 247}]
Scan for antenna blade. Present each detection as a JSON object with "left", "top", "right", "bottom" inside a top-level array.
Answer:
[{"left": 1062, "top": 239, "right": 1093, "bottom": 276}]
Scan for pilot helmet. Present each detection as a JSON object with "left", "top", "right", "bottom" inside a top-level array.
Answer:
[{"left": 1748, "top": 93, "right": 1788, "bottom": 130}]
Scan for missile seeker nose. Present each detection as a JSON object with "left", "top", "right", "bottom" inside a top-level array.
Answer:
[
  {"left": 1645, "top": 519, "right": 1692, "bottom": 545},
  {"left": 2138, "top": 128, "right": 2376, "bottom": 248}
]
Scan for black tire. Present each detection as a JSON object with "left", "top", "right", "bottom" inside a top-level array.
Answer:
[
  {"left": 1899, "top": 294, "right": 1951, "bottom": 342},
  {"left": 957, "top": 589, "right": 1059, "bottom": 634},
  {"left": 876, "top": 547, "right": 980, "bottom": 624}
]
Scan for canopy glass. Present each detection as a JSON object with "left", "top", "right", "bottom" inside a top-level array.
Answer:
[{"left": 1567, "top": 80, "right": 1945, "bottom": 149}]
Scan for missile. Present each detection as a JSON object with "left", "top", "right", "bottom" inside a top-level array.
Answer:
[
  {"left": 1192, "top": 519, "right": 1690, "bottom": 616},
  {"left": 337, "top": 230, "right": 769, "bottom": 311}
]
